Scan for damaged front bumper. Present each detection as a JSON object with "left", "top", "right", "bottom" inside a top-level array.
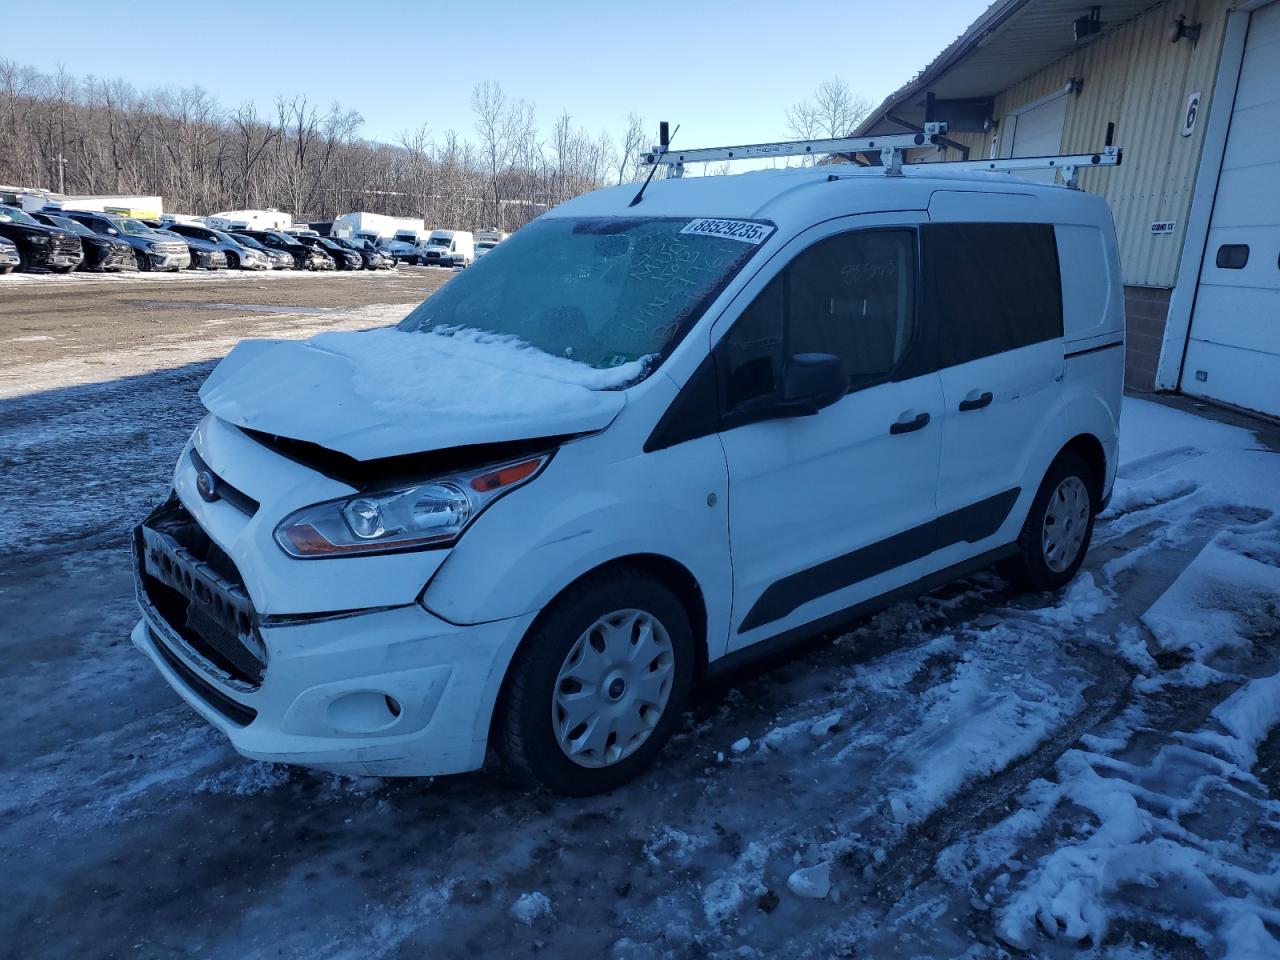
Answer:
[{"left": 131, "top": 495, "right": 533, "bottom": 777}]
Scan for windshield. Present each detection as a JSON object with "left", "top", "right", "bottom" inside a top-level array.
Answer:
[
  {"left": 477, "top": 241, "right": 497, "bottom": 250},
  {"left": 0, "top": 205, "right": 40, "bottom": 226},
  {"left": 393, "top": 233, "right": 417, "bottom": 243},
  {"left": 267, "top": 231, "right": 303, "bottom": 248},
  {"left": 425, "top": 235, "right": 450, "bottom": 247},
  {"left": 231, "top": 233, "right": 264, "bottom": 250},
  {"left": 51, "top": 216, "right": 93, "bottom": 237},
  {"left": 211, "top": 229, "right": 239, "bottom": 245},
  {"left": 114, "top": 217, "right": 157, "bottom": 236},
  {"left": 398, "top": 216, "right": 771, "bottom": 373}
]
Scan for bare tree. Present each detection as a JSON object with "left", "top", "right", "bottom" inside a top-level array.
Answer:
[{"left": 786, "top": 77, "right": 873, "bottom": 163}]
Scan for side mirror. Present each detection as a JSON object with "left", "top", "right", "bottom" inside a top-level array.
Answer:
[
  {"left": 781, "top": 353, "right": 848, "bottom": 414},
  {"left": 106, "top": 228, "right": 117, "bottom": 235}
]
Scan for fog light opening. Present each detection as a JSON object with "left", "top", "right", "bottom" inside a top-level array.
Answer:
[{"left": 384, "top": 695, "right": 402, "bottom": 718}]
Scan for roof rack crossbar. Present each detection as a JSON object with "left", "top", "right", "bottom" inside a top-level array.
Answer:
[
  {"left": 640, "top": 123, "right": 951, "bottom": 179},
  {"left": 641, "top": 121, "right": 1122, "bottom": 188}
]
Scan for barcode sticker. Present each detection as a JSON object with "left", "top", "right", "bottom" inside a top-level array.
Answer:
[{"left": 680, "top": 219, "right": 774, "bottom": 245}]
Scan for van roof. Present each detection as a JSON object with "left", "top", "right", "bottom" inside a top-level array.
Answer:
[{"left": 550, "top": 164, "right": 1109, "bottom": 230}]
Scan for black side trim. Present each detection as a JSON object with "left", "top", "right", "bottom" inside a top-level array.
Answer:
[
  {"left": 189, "top": 448, "right": 260, "bottom": 516},
  {"left": 1064, "top": 339, "right": 1123, "bottom": 360},
  {"left": 644, "top": 353, "right": 721, "bottom": 453},
  {"left": 150, "top": 627, "right": 257, "bottom": 727},
  {"left": 710, "top": 544, "right": 1018, "bottom": 679},
  {"left": 739, "top": 487, "right": 1020, "bottom": 633}
]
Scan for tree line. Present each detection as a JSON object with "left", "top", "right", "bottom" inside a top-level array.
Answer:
[{"left": 0, "top": 60, "right": 868, "bottom": 231}]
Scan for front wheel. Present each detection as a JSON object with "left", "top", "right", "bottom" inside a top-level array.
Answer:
[
  {"left": 500, "top": 569, "right": 694, "bottom": 795},
  {"left": 134, "top": 250, "right": 151, "bottom": 272},
  {"left": 1000, "top": 451, "right": 1096, "bottom": 592}
]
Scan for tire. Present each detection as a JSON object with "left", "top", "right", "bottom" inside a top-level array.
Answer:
[
  {"left": 500, "top": 568, "right": 695, "bottom": 796},
  {"left": 1000, "top": 451, "right": 1097, "bottom": 592},
  {"left": 134, "top": 250, "right": 151, "bottom": 272},
  {"left": 226, "top": 253, "right": 239, "bottom": 270}
]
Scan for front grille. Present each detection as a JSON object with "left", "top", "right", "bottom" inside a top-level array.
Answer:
[
  {"left": 103, "top": 245, "right": 134, "bottom": 270},
  {"left": 51, "top": 234, "right": 81, "bottom": 257},
  {"left": 157, "top": 241, "right": 187, "bottom": 256},
  {"left": 135, "top": 497, "right": 266, "bottom": 688}
]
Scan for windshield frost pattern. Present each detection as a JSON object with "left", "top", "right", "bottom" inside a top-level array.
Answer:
[{"left": 399, "top": 217, "right": 763, "bottom": 373}]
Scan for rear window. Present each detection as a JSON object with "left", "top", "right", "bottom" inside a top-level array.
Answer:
[{"left": 923, "top": 222, "right": 1063, "bottom": 367}]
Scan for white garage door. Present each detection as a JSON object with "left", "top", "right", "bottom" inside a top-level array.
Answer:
[{"left": 1182, "top": 1, "right": 1280, "bottom": 419}]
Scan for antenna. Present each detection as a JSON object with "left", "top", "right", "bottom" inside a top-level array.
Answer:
[{"left": 629, "top": 122, "right": 678, "bottom": 207}]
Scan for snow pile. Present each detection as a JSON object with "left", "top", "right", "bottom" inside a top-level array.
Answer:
[
  {"left": 1142, "top": 534, "right": 1280, "bottom": 662},
  {"left": 510, "top": 891, "right": 552, "bottom": 925},
  {"left": 1031, "top": 572, "right": 1112, "bottom": 626},
  {"left": 308, "top": 326, "right": 650, "bottom": 420}
]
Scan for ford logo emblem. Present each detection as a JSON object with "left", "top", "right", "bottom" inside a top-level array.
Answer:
[{"left": 196, "top": 469, "right": 219, "bottom": 502}]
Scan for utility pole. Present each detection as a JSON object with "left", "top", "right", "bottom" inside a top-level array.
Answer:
[{"left": 50, "top": 154, "right": 68, "bottom": 195}]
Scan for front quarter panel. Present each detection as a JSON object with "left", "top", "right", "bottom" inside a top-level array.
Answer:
[{"left": 421, "top": 377, "right": 733, "bottom": 658}]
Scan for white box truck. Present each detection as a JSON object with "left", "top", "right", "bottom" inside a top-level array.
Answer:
[
  {"left": 331, "top": 212, "right": 425, "bottom": 244},
  {"left": 207, "top": 209, "right": 293, "bottom": 232}
]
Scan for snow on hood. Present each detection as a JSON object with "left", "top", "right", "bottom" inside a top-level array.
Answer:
[{"left": 199, "top": 327, "right": 644, "bottom": 460}]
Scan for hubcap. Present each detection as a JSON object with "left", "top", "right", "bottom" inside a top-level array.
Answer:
[
  {"left": 1042, "top": 475, "right": 1090, "bottom": 573},
  {"left": 552, "top": 609, "right": 675, "bottom": 768}
]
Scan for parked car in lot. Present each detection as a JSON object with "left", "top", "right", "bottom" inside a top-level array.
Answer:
[
  {"left": 130, "top": 164, "right": 1124, "bottom": 796},
  {"left": 473, "top": 239, "right": 499, "bottom": 261},
  {"left": 33, "top": 212, "right": 135, "bottom": 272},
  {"left": 60, "top": 210, "right": 189, "bottom": 271},
  {"left": 228, "top": 232, "right": 294, "bottom": 270},
  {"left": 333, "top": 236, "right": 392, "bottom": 270},
  {"left": 0, "top": 235, "right": 19, "bottom": 273},
  {"left": 238, "top": 229, "right": 333, "bottom": 270},
  {"left": 165, "top": 223, "right": 270, "bottom": 270},
  {"left": 419, "top": 229, "right": 474, "bottom": 268},
  {"left": 296, "top": 234, "right": 362, "bottom": 270},
  {"left": 0, "top": 204, "right": 84, "bottom": 272}
]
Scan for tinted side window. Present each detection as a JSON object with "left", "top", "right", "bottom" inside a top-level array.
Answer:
[
  {"left": 924, "top": 223, "right": 1062, "bottom": 367},
  {"left": 720, "top": 228, "right": 918, "bottom": 410}
]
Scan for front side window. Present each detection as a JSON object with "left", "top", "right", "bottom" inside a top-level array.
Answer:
[
  {"left": 399, "top": 216, "right": 769, "bottom": 376},
  {"left": 923, "top": 222, "right": 1062, "bottom": 367},
  {"left": 719, "top": 228, "right": 918, "bottom": 410}
]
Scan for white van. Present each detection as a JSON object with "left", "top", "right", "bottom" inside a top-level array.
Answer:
[
  {"left": 131, "top": 162, "right": 1123, "bottom": 795},
  {"left": 419, "top": 229, "right": 474, "bottom": 268},
  {"left": 383, "top": 229, "right": 425, "bottom": 264}
]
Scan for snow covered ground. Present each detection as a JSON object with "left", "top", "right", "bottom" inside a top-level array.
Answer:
[{"left": 1, "top": 306, "right": 1278, "bottom": 959}]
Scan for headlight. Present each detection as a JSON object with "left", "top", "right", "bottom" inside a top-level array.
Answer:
[
  {"left": 273, "top": 452, "right": 551, "bottom": 558},
  {"left": 29, "top": 234, "right": 50, "bottom": 246}
]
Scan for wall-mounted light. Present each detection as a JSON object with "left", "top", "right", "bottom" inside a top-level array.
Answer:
[
  {"left": 1169, "top": 14, "right": 1201, "bottom": 44},
  {"left": 1074, "top": 6, "right": 1104, "bottom": 41}
]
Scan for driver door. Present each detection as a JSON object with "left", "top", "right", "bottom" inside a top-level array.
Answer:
[{"left": 713, "top": 215, "right": 944, "bottom": 651}]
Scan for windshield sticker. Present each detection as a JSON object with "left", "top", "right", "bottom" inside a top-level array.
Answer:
[{"left": 679, "top": 219, "right": 773, "bottom": 245}]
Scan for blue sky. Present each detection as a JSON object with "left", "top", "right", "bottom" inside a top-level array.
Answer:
[{"left": 4, "top": 1, "right": 989, "bottom": 149}]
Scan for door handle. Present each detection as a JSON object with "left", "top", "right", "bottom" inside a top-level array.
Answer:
[
  {"left": 958, "top": 390, "right": 994, "bottom": 412},
  {"left": 890, "top": 411, "right": 931, "bottom": 435}
]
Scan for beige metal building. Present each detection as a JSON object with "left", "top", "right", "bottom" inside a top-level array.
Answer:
[{"left": 857, "top": 0, "right": 1279, "bottom": 419}]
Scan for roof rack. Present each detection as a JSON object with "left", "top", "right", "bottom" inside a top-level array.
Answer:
[{"left": 640, "top": 122, "right": 1122, "bottom": 188}]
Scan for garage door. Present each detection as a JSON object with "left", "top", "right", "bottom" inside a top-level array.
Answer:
[{"left": 1182, "top": 1, "right": 1280, "bottom": 419}]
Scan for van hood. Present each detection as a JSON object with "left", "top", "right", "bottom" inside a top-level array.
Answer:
[{"left": 199, "top": 328, "right": 641, "bottom": 461}]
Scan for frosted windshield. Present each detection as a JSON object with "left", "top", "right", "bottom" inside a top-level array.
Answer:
[{"left": 398, "top": 216, "right": 767, "bottom": 373}]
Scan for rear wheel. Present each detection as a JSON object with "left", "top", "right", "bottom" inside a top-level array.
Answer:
[
  {"left": 1000, "top": 451, "right": 1096, "bottom": 592},
  {"left": 500, "top": 569, "right": 694, "bottom": 795}
]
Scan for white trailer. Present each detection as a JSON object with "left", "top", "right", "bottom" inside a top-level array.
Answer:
[
  {"left": 331, "top": 212, "right": 425, "bottom": 243},
  {"left": 206, "top": 209, "right": 293, "bottom": 232}
]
